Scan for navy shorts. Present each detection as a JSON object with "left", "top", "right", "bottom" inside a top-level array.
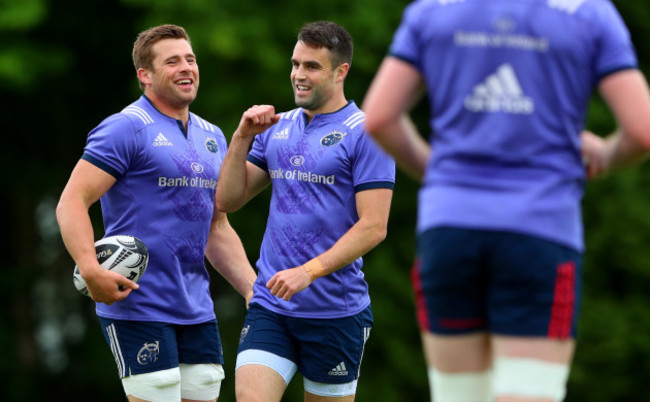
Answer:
[
  {"left": 98, "top": 317, "right": 224, "bottom": 378},
  {"left": 413, "top": 227, "right": 582, "bottom": 338},
  {"left": 238, "top": 303, "right": 373, "bottom": 384}
]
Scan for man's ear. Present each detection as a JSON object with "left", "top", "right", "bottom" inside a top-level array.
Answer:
[
  {"left": 137, "top": 67, "right": 152, "bottom": 87},
  {"left": 335, "top": 63, "right": 350, "bottom": 83}
]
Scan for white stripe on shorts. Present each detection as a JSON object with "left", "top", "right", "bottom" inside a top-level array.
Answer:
[{"left": 106, "top": 323, "right": 126, "bottom": 377}]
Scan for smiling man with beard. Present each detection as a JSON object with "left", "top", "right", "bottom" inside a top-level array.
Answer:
[{"left": 56, "top": 24, "right": 257, "bottom": 402}]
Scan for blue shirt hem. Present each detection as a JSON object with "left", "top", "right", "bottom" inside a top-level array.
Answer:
[
  {"left": 81, "top": 153, "right": 121, "bottom": 179},
  {"left": 247, "top": 154, "right": 267, "bottom": 172},
  {"left": 355, "top": 181, "right": 395, "bottom": 192}
]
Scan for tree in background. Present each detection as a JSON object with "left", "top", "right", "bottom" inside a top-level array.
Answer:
[{"left": 2, "top": 0, "right": 650, "bottom": 400}]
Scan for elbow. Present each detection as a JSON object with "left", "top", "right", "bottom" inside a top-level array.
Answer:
[
  {"left": 214, "top": 186, "right": 242, "bottom": 213},
  {"left": 369, "top": 223, "right": 388, "bottom": 249},
  {"left": 635, "top": 128, "right": 650, "bottom": 152},
  {"left": 215, "top": 197, "right": 239, "bottom": 213},
  {"left": 376, "top": 226, "right": 388, "bottom": 244},
  {"left": 373, "top": 232, "right": 388, "bottom": 250},
  {"left": 620, "top": 114, "right": 650, "bottom": 152}
]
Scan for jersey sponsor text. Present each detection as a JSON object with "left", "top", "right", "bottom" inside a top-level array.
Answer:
[
  {"left": 158, "top": 176, "right": 218, "bottom": 189},
  {"left": 269, "top": 168, "right": 335, "bottom": 185}
]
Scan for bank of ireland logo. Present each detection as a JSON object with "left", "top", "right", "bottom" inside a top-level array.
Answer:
[
  {"left": 320, "top": 131, "right": 347, "bottom": 146},
  {"left": 205, "top": 137, "right": 219, "bottom": 153},
  {"left": 137, "top": 341, "right": 160, "bottom": 365},
  {"left": 290, "top": 155, "right": 305, "bottom": 167},
  {"left": 191, "top": 162, "right": 204, "bottom": 174}
]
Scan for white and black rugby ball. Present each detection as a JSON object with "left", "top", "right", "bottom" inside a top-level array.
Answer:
[{"left": 73, "top": 235, "right": 149, "bottom": 297}]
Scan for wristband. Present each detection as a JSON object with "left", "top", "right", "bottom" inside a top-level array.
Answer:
[{"left": 302, "top": 258, "right": 327, "bottom": 281}]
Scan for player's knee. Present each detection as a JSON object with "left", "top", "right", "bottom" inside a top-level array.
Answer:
[
  {"left": 304, "top": 378, "right": 357, "bottom": 397},
  {"left": 429, "top": 368, "right": 491, "bottom": 402},
  {"left": 493, "top": 357, "right": 569, "bottom": 401},
  {"left": 179, "top": 363, "right": 224, "bottom": 401},
  {"left": 122, "top": 367, "right": 181, "bottom": 401}
]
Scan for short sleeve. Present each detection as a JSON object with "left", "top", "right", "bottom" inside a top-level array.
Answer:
[
  {"left": 389, "top": 1, "right": 425, "bottom": 71},
  {"left": 592, "top": 1, "right": 638, "bottom": 78},
  {"left": 247, "top": 132, "right": 268, "bottom": 172},
  {"left": 352, "top": 132, "right": 396, "bottom": 192},
  {"left": 82, "top": 114, "right": 138, "bottom": 179}
]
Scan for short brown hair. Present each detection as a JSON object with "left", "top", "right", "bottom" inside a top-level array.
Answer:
[
  {"left": 132, "top": 24, "right": 190, "bottom": 88},
  {"left": 297, "top": 21, "right": 353, "bottom": 69}
]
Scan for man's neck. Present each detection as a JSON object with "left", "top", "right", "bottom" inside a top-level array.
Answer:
[
  {"left": 304, "top": 94, "right": 348, "bottom": 122},
  {"left": 144, "top": 93, "right": 190, "bottom": 126}
]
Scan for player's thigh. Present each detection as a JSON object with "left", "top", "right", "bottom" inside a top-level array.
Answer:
[
  {"left": 492, "top": 335, "right": 575, "bottom": 364},
  {"left": 421, "top": 330, "right": 491, "bottom": 372},
  {"left": 414, "top": 227, "right": 489, "bottom": 334},
  {"left": 487, "top": 232, "right": 582, "bottom": 338},
  {"left": 236, "top": 363, "right": 288, "bottom": 402}
]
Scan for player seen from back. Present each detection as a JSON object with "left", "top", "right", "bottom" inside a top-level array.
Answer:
[{"left": 363, "top": 0, "right": 650, "bottom": 401}]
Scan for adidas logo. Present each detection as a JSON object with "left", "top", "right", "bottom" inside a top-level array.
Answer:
[
  {"left": 153, "top": 133, "right": 172, "bottom": 147},
  {"left": 272, "top": 128, "right": 289, "bottom": 140},
  {"left": 464, "top": 64, "right": 534, "bottom": 115},
  {"left": 328, "top": 362, "right": 349, "bottom": 376}
]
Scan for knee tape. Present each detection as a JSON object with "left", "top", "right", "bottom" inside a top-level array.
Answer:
[
  {"left": 122, "top": 367, "right": 181, "bottom": 402},
  {"left": 429, "top": 368, "right": 491, "bottom": 402},
  {"left": 179, "top": 363, "right": 225, "bottom": 401},
  {"left": 493, "top": 357, "right": 569, "bottom": 401}
]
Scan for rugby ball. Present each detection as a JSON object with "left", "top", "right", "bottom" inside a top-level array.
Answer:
[{"left": 73, "top": 235, "right": 149, "bottom": 297}]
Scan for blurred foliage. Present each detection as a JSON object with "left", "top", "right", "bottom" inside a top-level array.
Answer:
[{"left": 2, "top": 0, "right": 650, "bottom": 401}]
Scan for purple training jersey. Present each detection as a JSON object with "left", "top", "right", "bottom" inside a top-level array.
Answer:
[
  {"left": 390, "top": 0, "right": 637, "bottom": 251},
  {"left": 82, "top": 95, "right": 228, "bottom": 324},
  {"left": 247, "top": 102, "right": 395, "bottom": 319}
]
